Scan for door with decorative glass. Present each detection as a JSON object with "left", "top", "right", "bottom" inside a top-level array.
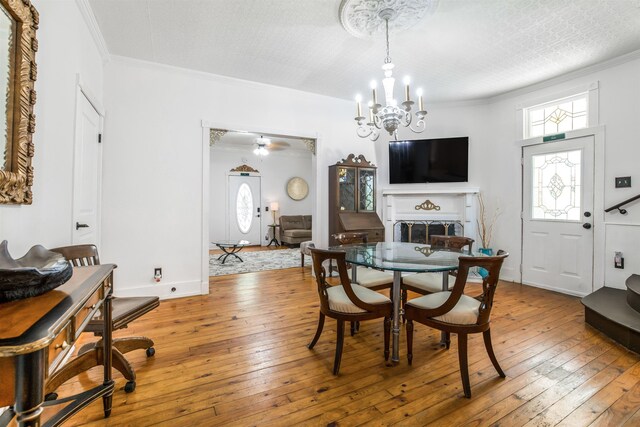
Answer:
[
  {"left": 522, "top": 136, "right": 594, "bottom": 296},
  {"left": 228, "top": 174, "right": 261, "bottom": 244}
]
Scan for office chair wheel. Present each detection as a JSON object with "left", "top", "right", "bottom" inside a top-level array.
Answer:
[
  {"left": 146, "top": 347, "right": 156, "bottom": 357},
  {"left": 44, "top": 392, "right": 58, "bottom": 401},
  {"left": 124, "top": 381, "right": 136, "bottom": 393}
]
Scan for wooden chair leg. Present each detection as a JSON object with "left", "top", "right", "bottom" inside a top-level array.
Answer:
[
  {"left": 307, "top": 312, "right": 325, "bottom": 349},
  {"left": 483, "top": 329, "right": 505, "bottom": 378},
  {"left": 406, "top": 320, "right": 414, "bottom": 365},
  {"left": 301, "top": 253, "right": 304, "bottom": 268},
  {"left": 458, "top": 333, "right": 471, "bottom": 398},
  {"left": 112, "top": 348, "right": 135, "bottom": 382},
  {"left": 77, "top": 341, "right": 97, "bottom": 356},
  {"left": 113, "top": 337, "right": 155, "bottom": 355},
  {"left": 333, "top": 320, "right": 345, "bottom": 375},
  {"left": 350, "top": 321, "right": 357, "bottom": 337},
  {"left": 384, "top": 316, "right": 391, "bottom": 361},
  {"left": 445, "top": 332, "right": 451, "bottom": 350},
  {"left": 401, "top": 289, "right": 407, "bottom": 323}
]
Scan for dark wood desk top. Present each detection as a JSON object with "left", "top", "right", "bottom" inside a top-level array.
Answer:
[{"left": 0, "top": 265, "right": 115, "bottom": 357}]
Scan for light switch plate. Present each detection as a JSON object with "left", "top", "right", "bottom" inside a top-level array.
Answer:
[{"left": 615, "top": 176, "right": 631, "bottom": 188}]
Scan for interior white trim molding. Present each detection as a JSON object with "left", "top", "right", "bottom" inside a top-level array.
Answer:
[
  {"left": 75, "top": 74, "right": 105, "bottom": 116},
  {"left": 201, "top": 120, "right": 321, "bottom": 294},
  {"left": 75, "top": 0, "right": 110, "bottom": 62},
  {"left": 517, "top": 125, "right": 606, "bottom": 293}
]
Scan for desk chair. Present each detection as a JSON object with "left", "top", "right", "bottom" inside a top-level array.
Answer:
[{"left": 45, "top": 245, "right": 159, "bottom": 396}]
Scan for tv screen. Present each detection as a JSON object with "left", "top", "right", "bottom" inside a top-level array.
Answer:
[{"left": 388, "top": 137, "right": 469, "bottom": 184}]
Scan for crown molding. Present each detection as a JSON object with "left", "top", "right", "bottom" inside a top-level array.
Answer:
[{"left": 76, "top": 0, "right": 110, "bottom": 63}]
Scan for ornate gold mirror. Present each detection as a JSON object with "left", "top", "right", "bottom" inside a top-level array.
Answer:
[{"left": 0, "top": 0, "right": 38, "bottom": 204}]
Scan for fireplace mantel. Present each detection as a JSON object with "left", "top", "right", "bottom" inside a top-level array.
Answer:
[{"left": 382, "top": 188, "right": 480, "bottom": 243}]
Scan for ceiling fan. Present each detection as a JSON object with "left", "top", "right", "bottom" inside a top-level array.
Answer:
[{"left": 253, "top": 136, "right": 290, "bottom": 156}]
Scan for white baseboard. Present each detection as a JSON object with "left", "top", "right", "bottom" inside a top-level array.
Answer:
[{"left": 114, "top": 280, "right": 204, "bottom": 300}]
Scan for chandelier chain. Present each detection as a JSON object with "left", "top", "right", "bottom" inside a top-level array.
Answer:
[{"left": 384, "top": 18, "right": 391, "bottom": 64}]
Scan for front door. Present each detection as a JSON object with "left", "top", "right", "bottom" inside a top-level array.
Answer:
[
  {"left": 72, "top": 92, "right": 102, "bottom": 246},
  {"left": 522, "top": 135, "right": 594, "bottom": 296},
  {"left": 228, "top": 175, "right": 261, "bottom": 244}
]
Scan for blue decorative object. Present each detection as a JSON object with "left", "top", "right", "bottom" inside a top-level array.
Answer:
[{"left": 478, "top": 248, "right": 493, "bottom": 278}]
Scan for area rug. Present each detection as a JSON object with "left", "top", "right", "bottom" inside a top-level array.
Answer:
[{"left": 209, "top": 248, "right": 311, "bottom": 276}]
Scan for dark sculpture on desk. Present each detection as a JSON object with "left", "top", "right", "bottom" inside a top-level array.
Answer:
[{"left": 0, "top": 240, "right": 73, "bottom": 303}]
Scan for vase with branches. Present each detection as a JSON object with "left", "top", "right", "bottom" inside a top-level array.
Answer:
[{"left": 476, "top": 193, "right": 500, "bottom": 254}]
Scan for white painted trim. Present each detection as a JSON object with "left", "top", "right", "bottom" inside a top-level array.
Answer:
[
  {"left": 200, "top": 128, "right": 210, "bottom": 295},
  {"left": 211, "top": 144, "right": 313, "bottom": 159},
  {"left": 115, "top": 280, "right": 203, "bottom": 300},
  {"left": 382, "top": 187, "right": 480, "bottom": 195},
  {"left": 518, "top": 125, "right": 606, "bottom": 293},
  {"left": 75, "top": 0, "right": 110, "bottom": 62},
  {"left": 516, "top": 81, "right": 598, "bottom": 110},
  {"left": 75, "top": 74, "right": 105, "bottom": 116},
  {"left": 521, "top": 281, "right": 590, "bottom": 298},
  {"left": 202, "top": 121, "right": 320, "bottom": 288}
]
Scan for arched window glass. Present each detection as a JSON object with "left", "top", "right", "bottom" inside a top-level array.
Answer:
[{"left": 236, "top": 183, "right": 253, "bottom": 233}]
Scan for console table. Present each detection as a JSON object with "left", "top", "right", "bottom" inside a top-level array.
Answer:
[{"left": 0, "top": 265, "right": 116, "bottom": 427}]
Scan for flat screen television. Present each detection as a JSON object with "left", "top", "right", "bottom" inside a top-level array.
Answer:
[{"left": 388, "top": 137, "right": 469, "bottom": 184}]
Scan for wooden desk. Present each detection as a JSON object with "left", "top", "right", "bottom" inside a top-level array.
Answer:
[{"left": 0, "top": 265, "right": 115, "bottom": 427}]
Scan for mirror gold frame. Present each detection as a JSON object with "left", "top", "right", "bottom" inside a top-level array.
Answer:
[{"left": 0, "top": 0, "right": 38, "bottom": 204}]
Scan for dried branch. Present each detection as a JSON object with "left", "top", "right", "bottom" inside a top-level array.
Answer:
[{"left": 477, "top": 193, "right": 500, "bottom": 249}]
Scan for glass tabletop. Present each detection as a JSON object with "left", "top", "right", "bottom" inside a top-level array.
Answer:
[
  {"left": 330, "top": 241, "right": 482, "bottom": 273},
  {"left": 212, "top": 240, "right": 251, "bottom": 247}
]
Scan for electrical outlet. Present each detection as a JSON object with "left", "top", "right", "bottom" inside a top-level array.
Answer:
[
  {"left": 615, "top": 176, "right": 631, "bottom": 188},
  {"left": 615, "top": 252, "right": 624, "bottom": 269},
  {"left": 154, "top": 268, "right": 162, "bottom": 281}
]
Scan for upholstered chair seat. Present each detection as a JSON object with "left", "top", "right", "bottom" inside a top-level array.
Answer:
[
  {"left": 406, "top": 291, "right": 480, "bottom": 325},
  {"left": 347, "top": 267, "right": 395, "bottom": 289},
  {"left": 402, "top": 272, "right": 456, "bottom": 293},
  {"left": 327, "top": 283, "right": 391, "bottom": 314}
]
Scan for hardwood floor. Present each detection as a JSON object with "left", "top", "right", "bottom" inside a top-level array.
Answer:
[{"left": 58, "top": 266, "right": 640, "bottom": 426}]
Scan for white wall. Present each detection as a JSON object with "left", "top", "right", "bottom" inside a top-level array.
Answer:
[
  {"left": 101, "top": 56, "right": 375, "bottom": 298},
  {"left": 0, "top": 0, "right": 104, "bottom": 255},
  {"left": 209, "top": 147, "right": 313, "bottom": 244}
]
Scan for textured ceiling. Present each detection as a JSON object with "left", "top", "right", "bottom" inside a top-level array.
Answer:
[{"left": 89, "top": 0, "right": 640, "bottom": 102}]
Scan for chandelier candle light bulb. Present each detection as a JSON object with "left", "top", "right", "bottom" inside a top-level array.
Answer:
[
  {"left": 355, "top": 94, "right": 363, "bottom": 118},
  {"left": 417, "top": 88, "right": 424, "bottom": 111},
  {"left": 403, "top": 76, "right": 411, "bottom": 102}
]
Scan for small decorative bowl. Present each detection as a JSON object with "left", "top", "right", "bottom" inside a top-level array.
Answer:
[{"left": 0, "top": 240, "right": 73, "bottom": 303}]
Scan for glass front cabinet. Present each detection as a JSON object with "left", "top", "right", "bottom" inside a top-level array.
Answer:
[{"left": 329, "top": 154, "right": 384, "bottom": 245}]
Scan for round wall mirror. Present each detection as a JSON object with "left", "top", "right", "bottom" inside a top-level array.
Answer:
[{"left": 286, "top": 177, "right": 309, "bottom": 201}]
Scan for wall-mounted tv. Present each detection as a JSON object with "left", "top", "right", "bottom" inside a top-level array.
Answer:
[{"left": 388, "top": 137, "right": 469, "bottom": 184}]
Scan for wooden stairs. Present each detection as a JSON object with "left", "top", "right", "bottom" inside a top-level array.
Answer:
[{"left": 582, "top": 274, "right": 640, "bottom": 353}]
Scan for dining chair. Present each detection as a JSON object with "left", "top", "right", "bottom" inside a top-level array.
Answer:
[
  {"left": 332, "top": 232, "right": 394, "bottom": 292},
  {"left": 308, "top": 248, "right": 392, "bottom": 375},
  {"left": 405, "top": 250, "right": 508, "bottom": 398},
  {"left": 45, "top": 245, "right": 159, "bottom": 397},
  {"left": 402, "top": 235, "right": 475, "bottom": 312}
]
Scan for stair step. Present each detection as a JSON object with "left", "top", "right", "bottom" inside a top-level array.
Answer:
[
  {"left": 626, "top": 274, "right": 640, "bottom": 313},
  {"left": 582, "top": 287, "right": 640, "bottom": 353}
]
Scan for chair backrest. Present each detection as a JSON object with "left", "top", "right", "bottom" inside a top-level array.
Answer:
[
  {"left": 430, "top": 235, "right": 474, "bottom": 252},
  {"left": 310, "top": 248, "right": 383, "bottom": 314},
  {"left": 51, "top": 244, "right": 100, "bottom": 267},
  {"left": 331, "top": 232, "right": 368, "bottom": 245}
]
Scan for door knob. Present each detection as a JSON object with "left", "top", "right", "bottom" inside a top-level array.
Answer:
[
  {"left": 76, "top": 222, "right": 89, "bottom": 230},
  {"left": 584, "top": 211, "right": 591, "bottom": 217},
  {"left": 583, "top": 223, "right": 592, "bottom": 229}
]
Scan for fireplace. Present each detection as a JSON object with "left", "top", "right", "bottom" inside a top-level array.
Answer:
[
  {"left": 382, "top": 188, "right": 479, "bottom": 244},
  {"left": 394, "top": 220, "right": 464, "bottom": 244}
]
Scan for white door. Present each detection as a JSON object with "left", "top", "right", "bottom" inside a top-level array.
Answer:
[
  {"left": 228, "top": 175, "right": 261, "bottom": 244},
  {"left": 72, "top": 92, "right": 102, "bottom": 245},
  {"left": 522, "top": 136, "right": 594, "bottom": 296}
]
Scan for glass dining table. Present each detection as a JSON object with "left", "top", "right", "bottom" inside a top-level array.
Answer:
[{"left": 332, "top": 241, "right": 479, "bottom": 363}]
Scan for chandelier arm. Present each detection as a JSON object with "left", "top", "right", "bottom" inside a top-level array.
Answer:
[
  {"left": 408, "top": 118, "right": 427, "bottom": 134},
  {"left": 356, "top": 124, "right": 376, "bottom": 139}
]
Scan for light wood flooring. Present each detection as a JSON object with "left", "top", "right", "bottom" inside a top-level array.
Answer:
[{"left": 59, "top": 264, "right": 640, "bottom": 426}]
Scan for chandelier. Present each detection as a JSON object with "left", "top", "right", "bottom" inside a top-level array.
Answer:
[
  {"left": 353, "top": 8, "right": 427, "bottom": 141},
  {"left": 253, "top": 136, "right": 270, "bottom": 156}
]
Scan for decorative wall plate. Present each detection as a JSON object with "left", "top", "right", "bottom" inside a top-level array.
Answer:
[{"left": 287, "top": 177, "right": 309, "bottom": 201}]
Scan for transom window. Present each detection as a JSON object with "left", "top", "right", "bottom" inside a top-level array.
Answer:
[{"left": 524, "top": 93, "right": 588, "bottom": 139}]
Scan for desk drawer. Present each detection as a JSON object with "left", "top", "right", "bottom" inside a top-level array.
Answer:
[
  {"left": 48, "top": 323, "right": 72, "bottom": 369},
  {"left": 75, "top": 288, "right": 102, "bottom": 336},
  {"left": 365, "top": 229, "right": 384, "bottom": 243}
]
